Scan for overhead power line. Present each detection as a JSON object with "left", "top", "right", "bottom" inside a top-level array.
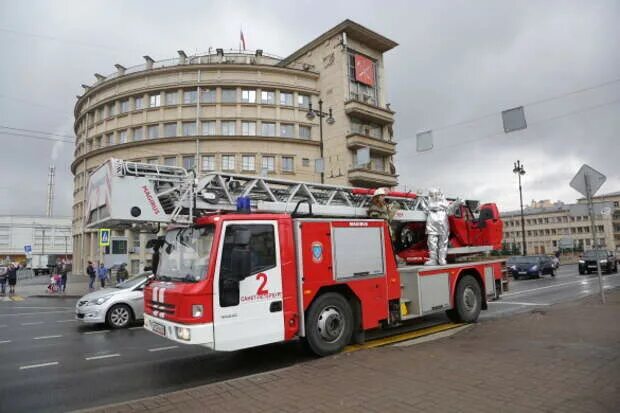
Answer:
[{"left": 0, "top": 125, "right": 75, "bottom": 139}]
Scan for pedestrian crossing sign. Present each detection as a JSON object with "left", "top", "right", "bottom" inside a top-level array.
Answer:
[{"left": 99, "top": 229, "right": 111, "bottom": 247}]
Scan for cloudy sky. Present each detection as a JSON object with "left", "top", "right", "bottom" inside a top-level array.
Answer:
[{"left": 0, "top": 0, "right": 618, "bottom": 217}]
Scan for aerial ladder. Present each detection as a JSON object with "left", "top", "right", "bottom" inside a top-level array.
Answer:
[{"left": 85, "top": 159, "right": 503, "bottom": 263}]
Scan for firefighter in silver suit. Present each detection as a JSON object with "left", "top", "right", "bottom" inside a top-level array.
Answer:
[{"left": 424, "top": 188, "right": 461, "bottom": 266}]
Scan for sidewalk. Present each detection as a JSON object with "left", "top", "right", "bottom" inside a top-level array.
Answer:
[
  {"left": 83, "top": 289, "right": 620, "bottom": 413},
  {"left": 13, "top": 274, "right": 93, "bottom": 298}
]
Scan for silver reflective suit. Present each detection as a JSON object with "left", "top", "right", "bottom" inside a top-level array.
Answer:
[{"left": 424, "top": 189, "right": 460, "bottom": 266}]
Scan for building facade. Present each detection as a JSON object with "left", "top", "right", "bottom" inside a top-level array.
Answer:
[
  {"left": 501, "top": 193, "right": 620, "bottom": 255},
  {"left": 0, "top": 215, "right": 72, "bottom": 264},
  {"left": 71, "top": 20, "right": 399, "bottom": 274}
]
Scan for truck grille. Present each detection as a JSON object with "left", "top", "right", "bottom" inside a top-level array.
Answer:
[{"left": 147, "top": 300, "right": 176, "bottom": 316}]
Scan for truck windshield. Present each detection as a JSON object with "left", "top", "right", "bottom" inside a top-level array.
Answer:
[{"left": 156, "top": 226, "right": 214, "bottom": 282}]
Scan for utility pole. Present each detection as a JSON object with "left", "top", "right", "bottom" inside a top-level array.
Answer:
[
  {"left": 585, "top": 175, "right": 605, "bottom": 304},
  {"left": 306, "top": 99, "right": 335, "bottom": 184},
  {"left": 513, "top": 161, "right": 527, "bottom": 255}
]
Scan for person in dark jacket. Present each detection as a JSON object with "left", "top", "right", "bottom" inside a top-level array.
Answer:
[
  {"left": 60, "top": 263, "right": 69, "bottom": 293},
  {"left": 7, "top": 263, "right": 18, "bottom": 295},
  {"left": 86, "top": 261, "right": 96, "bottom": 290},
  {"left": 0, "top": 266, "right": 7, "bottom": 296}
]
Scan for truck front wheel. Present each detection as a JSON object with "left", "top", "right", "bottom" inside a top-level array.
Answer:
[
  {"left": 446, "top": 275, "right": 482, "bottom": 323},
  {"left": 305, "top": 293, "right": 353, "bottom": 357}
]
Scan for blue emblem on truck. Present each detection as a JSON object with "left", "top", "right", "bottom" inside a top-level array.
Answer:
[{"left": 311, "top": 242, "right": 323, "bottom": 263}]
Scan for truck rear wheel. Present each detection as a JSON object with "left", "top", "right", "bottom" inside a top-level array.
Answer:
[
  {"left": 446, "top": 275, "right": 482, "bottom": 323},
  {"left": 305, "top": 293, "right": 353, "bottom": 357}
]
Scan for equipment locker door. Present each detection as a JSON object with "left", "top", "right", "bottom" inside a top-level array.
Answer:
[{"left": 212, "top": 221, "right": 284, "bottom": 351}]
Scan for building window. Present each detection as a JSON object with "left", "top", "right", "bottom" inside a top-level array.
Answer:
[
  {"left": 147, "top": 158, "right": 158, "bottom": 165},
  {"left": 202, "top": 155, "right": 215, "bottom": 171},
  {"left": 262, "top": 156, "right": 275, "bottom": 173},
  {"left": 348, "top": 51, "right": 378, "bottom": 105},
  {"left": 242, "top": 155, "right": 255, "bottom": 171},
  {"left": 297, "top": 94, "right": 310, "bottom": 109},
  {"left": 260, "top": 91, "right": 275, "bottom": 104},
  {"left": 279, "top": 92, "right": 293, "bottom": 106},
  {"left": 97, "top": 107, "right": 104, "bottom": 121},
  {"left": 149, "top": 94, "right": 161, "bottom": 108},
  {"left": 351, "top": 118, "right": 383, "bottom": 139},
  {"left": 165, "top": 91, "right": 178, "bottom": 106},
  {"left": 241, "top": 121, "right": 256, "bottom": 136},
  {"left": 183, "top": 155, "right": 195, "bottom": 170},
  {"left": 299, "top": 125, "right": 311, "bottom": 139},
  {"left": 201, "top": 88, "right": 216, "bottom": 104},
  {"left": 222, "top": 155, "right": 235, "bottom": 171},
  {"left": 94, "top": 136, "right": 102, "bottom": 149},
  {"left": 302, "top": 158, "right": 310, "bottom": 167},
  {"left": 280, "top": 124, "right": 294, "bottom": 138},
  {"left": 372, "top": 156, "right": 384, "bottom": 172},
  {"left": 164, "top": 123, "right": 177, "bottom": 137},
  {"left": 133, "top": 127, "right": 143, "bottom": 141},
  {"left": 222, "top": 88, "right": 237, "bottom": 103},
  {"left": 183, "top": 89, "right": 197, "bottom": 104},
  {"left": 202, "top": 121, "right": 215, "bottom": 136},
  {"left": 221, "top": 121, "right": 236, "bottom": 136},
  {"left": 282, "top": 156, "right": 294, "bottom": 172},
  {"left": 119, "top": 130, "right": 128, "bottom": 144},
  {"left": 106, "top": 133, "right": 114, "bottom": 145},
  {"left": 120, "top": 100, "right": 129, "bottom": 113},
  {"left": 134, "top": 96, "right": 143, "bottom": 110},
  {"left": 164, "top": 157, "right": 177, "bottom": 166},
  {"left": 261, "top": 122, "right": 276, "bottom": 137},
  {"left": 147, "top": 125, "right": 159, "bottom": 139},
  {"left": 241, "top": 90, "right": 256, "bottom": 103},
  {"left": 108, "top": 103, "right": 116, "bottom": 117},
  {"left": 182, "top": 122, "right": 196, "bottom": 136}
]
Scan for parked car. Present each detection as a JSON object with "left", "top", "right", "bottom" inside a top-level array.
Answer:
[
  {"left": 507, "top": 255, "right": 555, "bottom": 280},
  {"left": 75, "top": 273, "right": 150, "bottom": 328},
  {"left": 578, "top": 250, "right": 618, "bottom": 274}
]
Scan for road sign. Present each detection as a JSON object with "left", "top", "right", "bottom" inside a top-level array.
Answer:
[
  {"left": 569, "top": 164, "right": 606, "bottom": 198},
  {"left": 502, "top": 106, "right": 527, "bottom": 133},
  {"left": 24, "top": 245, "right": 32, "bottom": 254},
  {"left": 99, "top": 229, "right": 111, "bottom": 247}
]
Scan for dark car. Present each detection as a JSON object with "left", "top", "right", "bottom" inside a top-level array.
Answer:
[
  {"left": 578, "top": 250, "right": 618, "bottom": 274},
  {"left": 507, "top": 255, "right": 556, "bottom": 280}
]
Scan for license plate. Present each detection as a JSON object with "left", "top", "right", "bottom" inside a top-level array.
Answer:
[
  {"left": 588, "top": 266, "right": 597, "bottom": 269},
  {"left": 151, "top": 321, "right": 166, "bottom": 337},
  {"left": 518, "top": 271, "right": 526, "bottom": 275}
]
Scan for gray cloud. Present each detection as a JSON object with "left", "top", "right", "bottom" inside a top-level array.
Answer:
[{"left": 0, "top": 0, "right": 618, "bottom": 217}]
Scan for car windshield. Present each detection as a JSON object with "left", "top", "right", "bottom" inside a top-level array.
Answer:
[
  {"left": 583, "top": 250, "right": 608, "bottom": 259},
  {"left": 115, "top": 274, "right": 147, "bottom": 289},
  {"left": 507, "top": 256, "right": 540, "bottom": 265},
  {"left": 156, "top": 226, "right": 214, "bottom": 282}
]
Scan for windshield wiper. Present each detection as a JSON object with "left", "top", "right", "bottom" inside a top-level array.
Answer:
[{"left": 156, "top": 275, "right": 173, "bottom": 281}]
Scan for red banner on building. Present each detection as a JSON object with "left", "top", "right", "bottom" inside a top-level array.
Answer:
[{"left": 354, "top": 54, "right": 375, "bottom": 86}]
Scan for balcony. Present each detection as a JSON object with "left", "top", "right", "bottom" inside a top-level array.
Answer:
[
  {"left": 346, "top": 133, "right": 396, "bottom": 156},
  {"left": 344, "top": 99, "right": 394, "bottom": 125},
  {"left": 348, "top": 167, "right": 398, "bottom": 188}
]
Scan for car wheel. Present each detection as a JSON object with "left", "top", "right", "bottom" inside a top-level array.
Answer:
[
  {"left": 304, "top": 293, "right": 353, "bottom": 357},
  {"left": 446, "top": 275, "right": 482, "bottom": 323},
  {"left": 106, "top": 304, "right": 133, "bottom": 329},
  {"left": 535, "top": 270, "right": 541, "bottom": 279},
  {"left": 578, "top": 268, "right": 585, "bottom": 275}
]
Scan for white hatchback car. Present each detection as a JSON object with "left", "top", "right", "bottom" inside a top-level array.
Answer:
[{"left": 75, "top": 273, "right": 149, "bottom": 328}]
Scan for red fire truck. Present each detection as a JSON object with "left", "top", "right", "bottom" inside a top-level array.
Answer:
[{"left": 85, "top": 159, "right": 505, "bottom": 356}]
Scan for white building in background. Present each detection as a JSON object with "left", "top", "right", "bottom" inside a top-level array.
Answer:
[{"left": 0, "top": 215, "right": 72, "bottom": 263}]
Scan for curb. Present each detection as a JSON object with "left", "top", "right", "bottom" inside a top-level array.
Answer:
[{"left": 29, "top": 294, "right": 82, "bottom": 299}]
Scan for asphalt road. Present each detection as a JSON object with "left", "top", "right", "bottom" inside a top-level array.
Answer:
[{"left": 0, "top": 264, "right": 618, "bottom": 413}]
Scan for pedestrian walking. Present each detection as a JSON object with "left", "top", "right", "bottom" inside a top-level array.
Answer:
[
  {"left": 86, "top": 261, "right": 96, "bottom": 290},
  {"left": 0, "top": 266, "right": 7, "bottom": 296},
  {"left": 117, "top": 263, "right": 129, "bottom": 284},
  {"left": 60, "top": 263, "right": 69, "bottom": 293},
  {"left": 97, "top": 262, "right": 108, "bottom": 289},
  {"left": 7, "top": 263, "right": 18, "bottom": 295}
]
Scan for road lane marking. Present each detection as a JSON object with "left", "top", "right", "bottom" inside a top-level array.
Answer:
[
  {"left": 14, "top": 306, "right": 73, "bottom": 310},
  {"left": 33, "top": 335, "right": 63, "bottom": 340},
  {"left": 148, "top": 345, "right": 179, "bottom": 352},
  {"left": 504, "top": 274, "right": 620, "bottom": 298},
  {"left": 21, "top": 321, "right": 44, "bottom": 326},
  {"left": 10, "top": 296, "right": 24, "bottom": 301},
  {"left": 0, "top": 324, "right": 7, "bottom": 328},
  {"left": 56, "top": 319, "right": 75, "bottom": 323},
  {"left": 83, "top": 330, "right": 111, "bottom": 335},
  {"left": 19, "top": 362, "right": 59, "bottom": 370},
  {"left": 0, "top": 340, "right": 11, "bottom": 344},
  {"left": 344, "top": 323, "right": 464, "bottom": 352},
  {"left": 129, "top": 326, "right": 144, "bottom": 330},
  {"left": 489, "top": 301, "right": 550, "bottom": 306},
  {"left": 85, "top": 353, "right": 120, "bottom": 361},
  {"left": 0, "top": 310, "right": 73, "bottom": 317}
]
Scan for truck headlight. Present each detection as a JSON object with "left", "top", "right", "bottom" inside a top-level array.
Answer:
[
  {"left": 175, "top": 327, "right": 191, "bottom": 341},
  {"left": 192, "top": 304, "right": 203, "bottom": 318},
  {"left": 578, "top": 260, "right": 585, "bottom": 264}
]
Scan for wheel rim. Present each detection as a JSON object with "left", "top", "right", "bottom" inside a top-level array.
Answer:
[
  {"left": 316, "top": 306, "right": 345, "bottom": 343},
  {"left": 110, "top": 307, "right": 129, "bottom": 326},
  {"left": 463, "top": 286, "right": 477, "bottom": 313}
]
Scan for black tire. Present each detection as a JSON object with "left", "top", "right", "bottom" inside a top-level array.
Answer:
[
  {"left": 513, "top": 274, "right": 520, "bottom": 281},
  {"left": 579, "top": 268, "right": 585, "bottom": 275},
  {"left": 550, "top": 268, "right": 555, "bottom": 277},
  {"left": 106, "top": 304, "right": 133, "bottom": 329},
  {"left": 535, "top": 270, "right": 541, "bottom": 279},
  {"left": 304, "top": 293, "right": 354, "bottom": 357},
  {"left": 446, "top": 275, "right": 482, "bottom": 323}
]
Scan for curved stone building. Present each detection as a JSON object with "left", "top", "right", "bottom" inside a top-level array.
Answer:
[{"left": 72, "top": 19, "right": 398, "bottom": 274}]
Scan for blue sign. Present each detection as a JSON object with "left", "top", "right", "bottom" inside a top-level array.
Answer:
[
  {"left": 99, "top": 229, "right": 111, "bottom": 247},
  {"left": 24, "top": 244, "right": 32, "bottom": 254}
]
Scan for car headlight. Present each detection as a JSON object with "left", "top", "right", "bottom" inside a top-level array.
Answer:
[
  {"left": 192, "top": 304, "right": 203, "bottom": 318},
  {"left": 175, "top": 327, "right": 191, "bottom": 341},
  {"left": 89, "top": 296, "right": 113, "bottom": 306},
  {"left": 510, "top": 265, "right": 517, "bottom": 270},
  {"left": 600, "top": 259, "right": 607, "bottom": 264},
  {"left": 531, "top": 265, "right": 538, "bottom": 271},
  {"left": 578, "top": 260, "right": 585, "bottom": 264}
]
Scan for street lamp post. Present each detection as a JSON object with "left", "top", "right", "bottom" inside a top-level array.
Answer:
[
  {"left": 306, "top": 99, "right": 335, "bottom": 184},
  {"left": 513, "top": 160, "right": 527, "bottom": 255}
]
